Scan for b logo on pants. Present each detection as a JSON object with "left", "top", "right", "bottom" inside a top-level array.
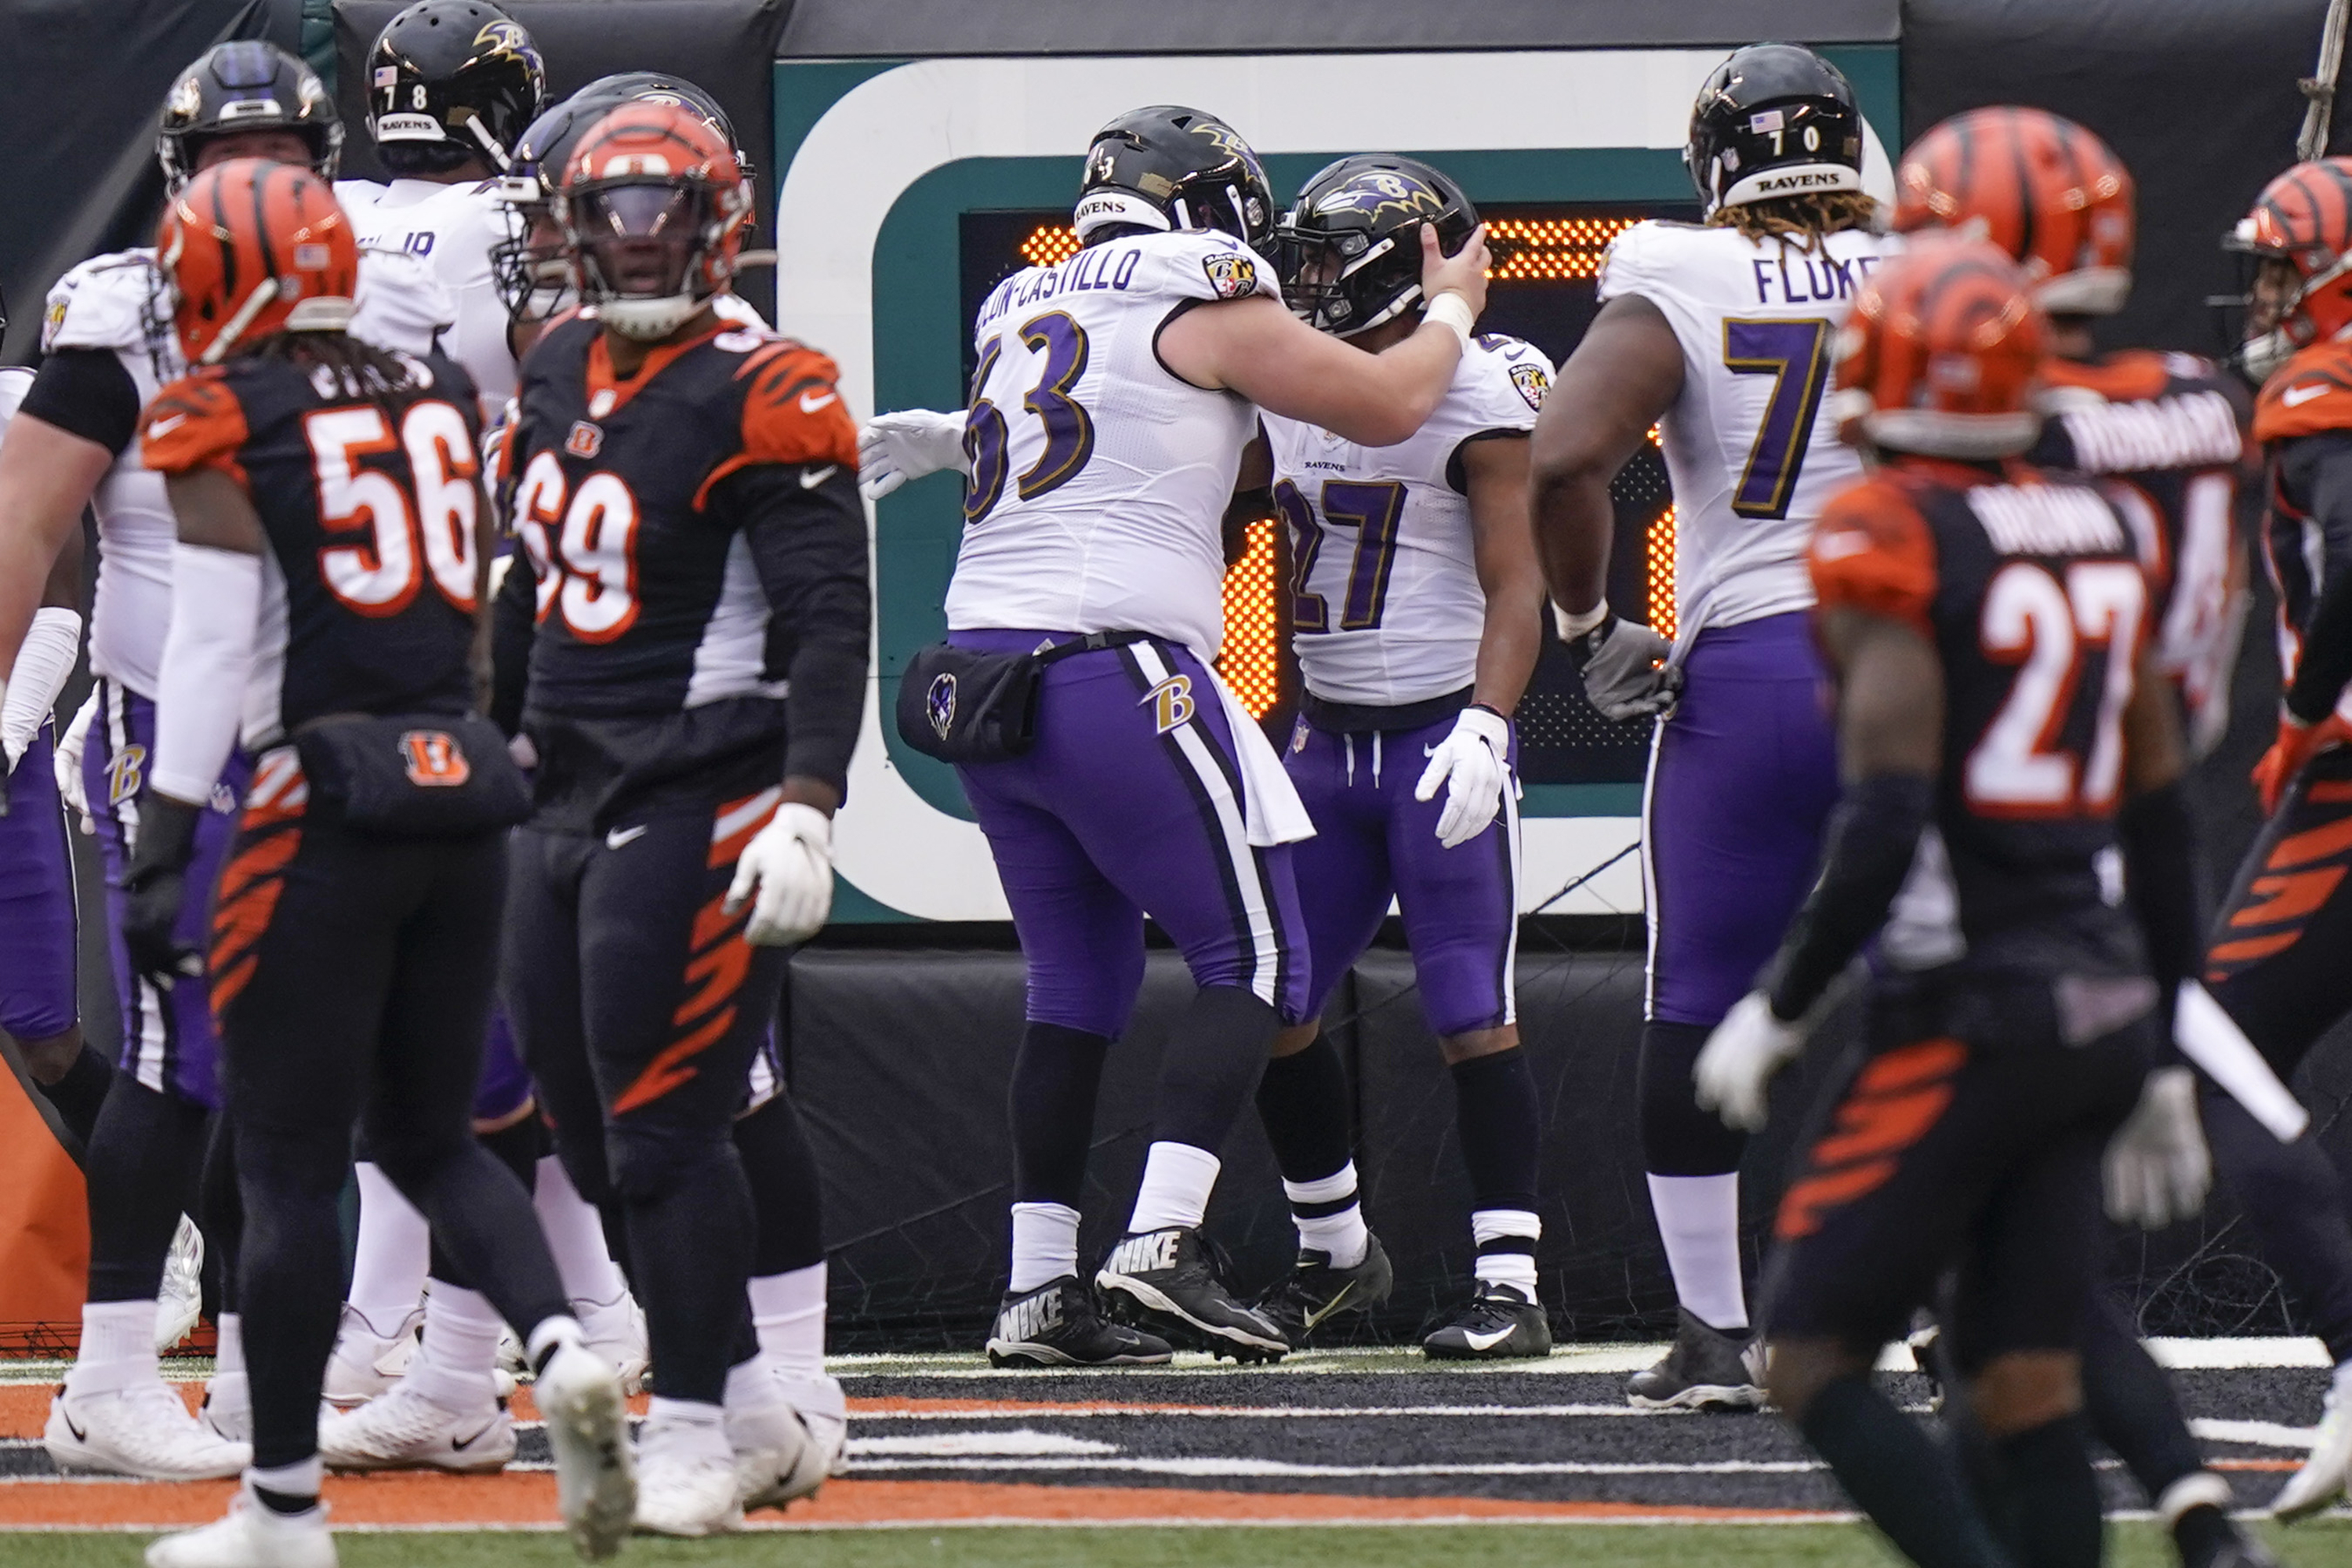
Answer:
[{"left": 1145, "top": 674, "right": 1196, "bottom": 735}]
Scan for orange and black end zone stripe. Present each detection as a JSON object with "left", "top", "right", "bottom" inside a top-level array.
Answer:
[
  {"left": 608, "top": 786, "right": 782, "bottom": 1116},
  {"left": 1774, "top": 1039, "right": 1966, "bottom": 1242},
  {"left": 2205, "top": 777, "right": 2352, "bottom": 982},
  {"left": 207, "top": 753, "right": 309, "bottom": 1020}
]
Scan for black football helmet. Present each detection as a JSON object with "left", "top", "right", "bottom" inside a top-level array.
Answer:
[
  {"left": 1276, "top": 155, "right": 1476, "bottom": 337},
  {"left": 366, "top": 0, "right": 546, "bottom": 174},
  {"left": 1683, "top": 43, "right": 1863, "bottom": 217},
  {"left": 156, "top": 41, "right": 343, "bottom": 191},
  {"left": 1075, "top": 106, "right": 1274, "bottom": 256}
]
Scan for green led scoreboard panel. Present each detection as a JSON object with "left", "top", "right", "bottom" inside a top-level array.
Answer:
[{"left": 768, "top": 49, "right": 1898, "bottom": 922}]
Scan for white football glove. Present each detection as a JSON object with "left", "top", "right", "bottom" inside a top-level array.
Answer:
[
  {"left": 1414, "top": 706, "right": 1512, "bottom": 849},
  {"left": 56, "top": 689, "right": 99, "bottom": 835},
  {"left": 1693, "top": 990, "right": 1808, "bottom": 1132},
  {"left": 858, "top": 409, "right": 971, "bottom": 500},
  {"left": 724, "top": 802, "right": 834, "bottom": 947},
  {"left": 2103, "top": 1065, "right": 2212, "bottom": 1229}
]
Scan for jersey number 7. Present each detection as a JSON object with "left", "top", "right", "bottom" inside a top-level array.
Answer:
[{"left": 1722, "top": 318, "right": 1831, "bottom": 521}]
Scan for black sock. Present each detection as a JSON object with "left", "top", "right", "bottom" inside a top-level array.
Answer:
[
  {"left": 85, "top": 1075, "right": 209, "bottom": 1302},
  {"left": 622, "top": 1141, "right": 754, "bottom": 1405},
  {"left": 1638, "top": 1018, "right": 1746, "bottom": 1175},
  {"left": 1153, "top": 985, "right": 1279, "bottom": 1152},
  {"left": 1798, "top": 1374, "right": 2014, "bottom": 1568},
  {"left": 1989, "top": 1414, "right": 2103, "bottom": 1568},
  {"left": 735, "top": 1093, "right": 825, "bottom": 1277},
  {"left": 1449, "top": 1047, "right": 1540, "bottom": 1212},
  {"left": 1254, "top": 1034, "right": 1353, "bottom": 1184},
  {"left": 2078, "top": 1292, "right": 2202, "bottom": 1502},
  {"left": 33, "top": 1044, "right": 113, "bottom": 1149},
  {"left": 2203, "top": 1087, "right": 2352, "bottom": 1363},
  {"left": 2171, "top": 1504, "right": 2239, "bottom": 1566},
  {"left": 430, "top": 1118, "right": 545, "bottom": 1288},
  {"left": 1009, "top": 1022, "right": 1109, "bottom": 1207}
]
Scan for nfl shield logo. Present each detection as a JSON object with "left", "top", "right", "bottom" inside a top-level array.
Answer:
[{"left": 927, "top": 673, "right": 957, "bottom": 740}]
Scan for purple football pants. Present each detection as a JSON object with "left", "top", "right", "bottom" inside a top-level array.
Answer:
[
  {"left": 0, "top": 720, "right": 78, "bottom": 1041},
  {"left": 1643, "top": 612, "right": 1840, "bottom": 1028},
  {"left": 953, "top": 631, "right": 1310, "bottom": 1036}
]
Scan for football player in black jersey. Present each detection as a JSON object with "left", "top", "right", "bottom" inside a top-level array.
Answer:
[
  {"left": 129, "top": 159, "right": 631, "bottom": 1568},
  {"left": 495, "top": 100, "right": 868, "bottom": 1536},
  {"left": 1692, "top": 238, "right": 2211, "bottom": 1568}
]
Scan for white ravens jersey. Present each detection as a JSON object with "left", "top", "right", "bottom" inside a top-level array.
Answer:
[
  {"left": 1264, "top": 334, "right": 1550, "bottom": 706},
  {"left": 943, "top": 230, "right": 1276, "bottom": 659},
  {"left": 39, "top": 245, "right": 452, "bottom": 699},
  {"left": 338, "top": 176, "right": 513, "bottom": 408},
  {"left": 1596, "top": 220, "right": 1904, "bottom": 632}
]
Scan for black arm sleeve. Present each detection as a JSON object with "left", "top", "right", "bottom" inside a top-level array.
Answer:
[
  {"left": 720, "top": 461, "right": 872, "bottom": 797},
  {"left": 2282, "top": 434, "right": 2352, "bottom": 722},
  {"left": 488, "top": 548, "right": 537, "bottom": 737},
  {"left": 2117, "top": 779, "right": 2198, "bottom": 1014},
  {"left": 1759, "top": 773, "right": 1936, "bottom": 1022},
  {"left": 19, "top": 348, "right": 141, "bottom": 457}
]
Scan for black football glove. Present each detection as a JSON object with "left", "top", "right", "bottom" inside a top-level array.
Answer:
[
  {"left": 1567, "top": 611, "right": 1681, "bottom": 722},
  {"left": 121, "top": 793, "right": 205, "bottom": 993}
]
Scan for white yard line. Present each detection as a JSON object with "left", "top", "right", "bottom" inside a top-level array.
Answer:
[
  {"left": 2190, "top": 1417, "right": 2319, "bottom": 1450},
  {"left": 842, "top": 1455, "right": 1831, "bottom": 1477}
]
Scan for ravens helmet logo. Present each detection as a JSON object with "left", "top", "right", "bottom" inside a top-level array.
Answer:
[{"left": 1318, "top": 171, "right": 1445, "bottom": 223}]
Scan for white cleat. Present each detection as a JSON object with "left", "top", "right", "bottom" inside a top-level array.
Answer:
[
  {"left": 633, "top": 1410, "right": 742, "bottom": 1537},
  {"left": 535, "top": 1340, "right": 635, "bottom": 1559},
  {"left": 575, "top": 1291, "right": 651, "bottom": 1395},
  {"left": 318, "top": 1382, "right": 513, "bottom": 1473},
  {"left": 155, "top": 1217, "right": 205, "bottom": 1354},
  {"left": 199, "top": 1372, "right": 250, "bottom": 1445},
  {"left": 778, "top": 1370, "right": 848, "bottom": 1478},
  {"left": 46, "top": 1372, "right": 249, "bottom": 1480},
  {"left": 321, "top": 1304, "right": 421, "bottom": 1409},
  {"left": 726, "top": 1363, "right": 822, "bottom": 1514},
  {"left": 144, "top": 1486, "right": 336, "bottom": 1568},
  {"left": 2274, "top": 1363, "right": 2352, "bottom": 1521}
]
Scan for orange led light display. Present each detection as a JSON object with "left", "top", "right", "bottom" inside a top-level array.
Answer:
[
  {"left": 1020, "top": 226, "right": 1083, "bottom": 267},
  {"left": 1646, "top": 505, "right": 1678, "bottom": 642},
  {"left": 1484, "top": 216, "right": 1643, "bottom": 281},
  {"left": 1218, "top": 518, "right": 1283, "bottom": 719}
]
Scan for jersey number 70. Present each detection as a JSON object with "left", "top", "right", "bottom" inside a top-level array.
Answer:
[{"left": 1722, "top": 318, "right": 1831, "bottom": 521}]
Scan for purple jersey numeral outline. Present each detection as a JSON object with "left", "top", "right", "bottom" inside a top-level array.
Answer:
[
  {"left": 1279, "top": 476, "right": 1408, "bottom": 633},
  {"left": 963, "top": 336, "right": 1009, "bottom": 524},
  {"left": 1722, "top": 316, "right": 1831, "bottom": 521},
  {"left": 960, "top": 312, "right": 1098, "bottom": 523}
]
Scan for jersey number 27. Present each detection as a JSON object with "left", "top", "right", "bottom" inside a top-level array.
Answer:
[{"left": 1966, "top": 560, "right": 2147, "bottom": 816}]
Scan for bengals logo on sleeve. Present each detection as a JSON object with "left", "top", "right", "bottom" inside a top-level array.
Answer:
[
  {"left": 695, "top": 339, "right": 860, "bottom": 508},
  {"left": 140, "top": 372, "right": 252, "bottom": 487},
  {"left": 1808, "top": 477, "right": 1940, "bottom": 635}
]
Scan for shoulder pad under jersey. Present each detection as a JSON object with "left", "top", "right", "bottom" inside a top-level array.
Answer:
[
  {"left": 1149, "top": 230, "right": 1279, "bottom": 305},
  {"left": 43, "top": 251, "right": 162, "bottom": 356},
  {"left": 2255, "top": 339, "right": 2352, "bottom": 444},
  {"left": 1464, "top": 333, "right": 1553, "bottom": 426},
  {"left": 351, "top": 246, "right": 456, "bottom": 358}
]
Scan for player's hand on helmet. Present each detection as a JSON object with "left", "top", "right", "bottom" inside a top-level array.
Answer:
[
  {"left": 2103, "top": 1065, "right": 2212, "bottom": 1229},
  {"left": 1418, "top": 221, "right": 1491, "bottom": 321},
  {"left": 1563, "top": 607, "right": 1681, "bottom": 722},
  {"left": 1694, "top": 990, "right": 1807, "bottom": 1133},
  {"left": 1414, "top": 705, "right": 1512, "bottom": 849},
  {"left": 726, "top": 801, "right": 834, "bottom": 947},
  {"left": 2252, "top": 709, "right": 2350, "bottom": 815},
  {"left": 858, "top": 409, "right": 971, "bottom": 501},
  {"left": 119, "top": 793, "right": 205, "bottom": 992},
  {"left": 55, "top": 691, "right": 99, "bottom": 835}
]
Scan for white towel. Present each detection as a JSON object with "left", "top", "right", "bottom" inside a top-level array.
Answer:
[{"left": 1199, "top": 658, "right": 1314, "bottom": 848}]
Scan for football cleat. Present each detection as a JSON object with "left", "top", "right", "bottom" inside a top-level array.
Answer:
[
  {"left": 321, "top": 1303, "right": 421, "bottom": 1408},
  {"left": 575, "top": 1290, "right": 651, "bottom": 1395},
  {"left": 318, "top": 1382, "right": 514, "bottom": 1473},
  {"left": 534, "top": 1340, "right": 636, "bottom": 1559},
  {"left": 143, "top": 1486, "right": 335, "bottom": 1568},
  {"left": 1624, "top": 1306, "right": 1766, "bottom": 1411},
  {"left": 2273, "top": 1362, "right": 2352, "bottom": 1521},
  {"left": 1422, "top": 1280, "right": 1552, "bottom": 1360},
  {"left": 777, "top": 1370, "right": 849, "bottom": 1479},
  {"left": 46, "top": 1371, "right": 249, "bottom": 1480},
  {"left": 725, "top": 1361, "right": 823, "bottom": 1513},
  {"left": 198, "top": 1372, "right": 250, "bottom": 1445},
  {"left": 633, "top": 1410, "right": 742, "bottom": 1537},
  {"left": 1255, "top": 1236, "right": 1395, "bottom": 1345},
  {"left": 1096, "top": 1228, "right": 1288, "bottom": 1362},
  {"left": 155, "top": 1215, "right": 204, "bottom": 1353},
  {"left": 986, "top": 1276, "right": 1174, "bottom": 1368}
]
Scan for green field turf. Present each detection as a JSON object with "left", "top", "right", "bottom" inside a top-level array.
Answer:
[{"left": 5, "top": 1522, "right": 2339, "bottom": 1568}]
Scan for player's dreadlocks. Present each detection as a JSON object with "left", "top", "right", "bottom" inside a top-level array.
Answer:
[
  {"left": 249, "top": 332, "right": 435, "bottom": 426},
  {"left": 1710, "top": 191, "right": 1879, "bottom": 251}
]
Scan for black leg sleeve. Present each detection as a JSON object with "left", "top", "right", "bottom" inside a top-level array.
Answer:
[
  {"left": 1010, "top": 1022, "right": 1110, "bottom": 1207},
  {"left": 1638, "top": 1020, "right": 1746, "bottom": 1177},
  {"left": 83, "top": 1074, "right": 209, "bottom": 1303},
  {"left": 1152, "top": 985, "right": 1279, "bottom": 1153},
  {"left": 1254, "top": 1033, "right": 1354, "bottom": 1185},
  {"left": 735, "top": 1092, "right": 826, "bottom": 1278}
]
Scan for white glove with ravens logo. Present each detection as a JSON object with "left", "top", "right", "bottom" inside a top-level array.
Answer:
[
  {"left": 858, "top": 409, "right": 971, "bottom": 500},
  {"left": 2103, "top": 1065, "right": 2212, "bottom": 1229},
  {"left": 1561, "top": 607, "right": 1680, "bottom": 723},
  {"left": 1414, "top": 705, "right": 1512, "bottom": 848},
  {"left": 726, "top": 803, "right": 835, "bottom": 947},
  {"left": 1693, "top": 990, "right": 1808, "bottom": 1132}
]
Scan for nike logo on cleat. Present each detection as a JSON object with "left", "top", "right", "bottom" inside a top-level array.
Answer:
[
  {"left": 604, "top": 825, "right": 648, "bottom": 850},
  {"left": 1460, "top": 1326, "right": 1515, "bottom": 1352},
  {"left": 452, "top": 1421, "right": 497, "bottom": 1451},
  {"left": 63, "top": 1413, "right": 87, "bottom": 1443}
]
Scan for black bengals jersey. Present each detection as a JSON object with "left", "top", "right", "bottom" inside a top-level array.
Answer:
[
  {"left": 1809, "top": 459, "right": 2152, "bottom": 976},
  {"left": 497, "top": 311, "right": 867, "bottom": 831},
  {"left": 2252, "top": 339, "right": 2352, "bottom": 727},
  {"left": 140, "top": 348, "right": 484, "bottom": 739}
]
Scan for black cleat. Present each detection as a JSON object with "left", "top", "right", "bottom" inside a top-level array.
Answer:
[
  {"left": 985, "top": 1276, "right": 1173, "bottom": 1368},
  {"left": 1625, "top": 1305, "right": 1766, "bottom": 1410},
  {"left": 1256, "top": 1235, "right": 1395, "bottom": 1345},
  {"left": 2173, "top": 1504, "right": 2278, "bottom": 1568},
  {"left": 1095, "top": 1227, "right": 1289, "bottom": 1363},
  {"left": 1422, "top": 1280, "right": 1552, "bottom": 1360}
]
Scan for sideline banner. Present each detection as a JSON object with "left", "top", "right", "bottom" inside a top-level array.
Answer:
[{"left": 0, "top": 1062, "right": 86, "bottom": 1354}]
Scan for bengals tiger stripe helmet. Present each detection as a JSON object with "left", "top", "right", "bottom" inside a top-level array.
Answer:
[
  {"left": 556, "top": 100, "right": 750, "bottom": 341},
  {"left": 2227, "top": 158, "right": 2352, "bottom": 383},
  {"left": 1893, "top": 107, "right": 2134, "bottom": 318},
  {"left": 1830, "top": 234, "right": 2046, "bottom": 458},
  {"left": 156, "top": 158, "right": 358, "bottom": 366}
]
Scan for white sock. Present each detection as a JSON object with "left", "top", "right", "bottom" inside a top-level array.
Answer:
[
  {"left": 1471, "top": 1209, "right": 1541, "bottom": 1297},
  {"left": 1284, "top": 1163, "right": 1368, "bottom": 1269},
  {"left": 76, "top": 1300, "right": 156, "bottom": 1377},
  {"left": 406, "top": 1284, "right": 503, "bottom": 1412},
  {"left": 1646, "top": 1172, "right": 1748, "bottom": 1331},
  {"left": 1127, "top": 1142, "right": 1221, "bottom": 1234},
  {"left": 746, "top": 1261, "right": 829, "bottom": 1381},
  {"left": 724, "top": 1353, "right": 786, "bottom": 1411},
  {"left": 248, "top": 1455, "right": 323, "bottom": 1505},
  {"left": 1007, "top": 1203, "right": 1080, "bottom": 1293},
  {"left": 534, "top": 1157, "right": 628, "bottom": 1305},
  {"left": 347, "top": 1163, "right": 430, "bottom": 1330},
  {"left": 213, "top": 1312, "right": 245, "bottom": 1380},
  {"left": 645, "top": 1396, "right": 731, "bottom": 1459}
]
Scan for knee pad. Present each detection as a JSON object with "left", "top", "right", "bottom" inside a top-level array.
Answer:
[{"left": 606, "top": 1120, "right": 736, "bottom": 1206}]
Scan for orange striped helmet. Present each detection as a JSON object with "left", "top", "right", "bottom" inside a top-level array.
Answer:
[
  {"left": 2228, "top": 158, "right": 2352, "bottom": 379},
  {"left": 1893, "top": 107, "right": 2134, "bottom": 317},
  {"left": 556, "top": 99, "right": 749, "bottom": 341},
  {"left": 156, "top": 158, "right": 357, "bottom": 366},
  {"left": 1831, "top": 234, "right": 2047, "bottom": 458}
]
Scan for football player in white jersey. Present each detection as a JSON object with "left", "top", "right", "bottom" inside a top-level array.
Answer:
[
  {"left": 1238, "top": 156, "right": 1554, "bottom": 1359},
  {"left": 0, "top": 39, "right": 453, "bottom": 1480},
  {"left": 862, "top": 105, "right": 1490, "bottom": 1366},
  {"left": 1530, "top": 42, "right": 1903, "bottom": 1410}
]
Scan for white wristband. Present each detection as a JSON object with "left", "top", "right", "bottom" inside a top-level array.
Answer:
[
  {"left": 1423, "top": 290, "right": 1475, "bottom": 350},
  {"left": 1551, "top": 600, "right": 1608, "bottom": 640}
]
